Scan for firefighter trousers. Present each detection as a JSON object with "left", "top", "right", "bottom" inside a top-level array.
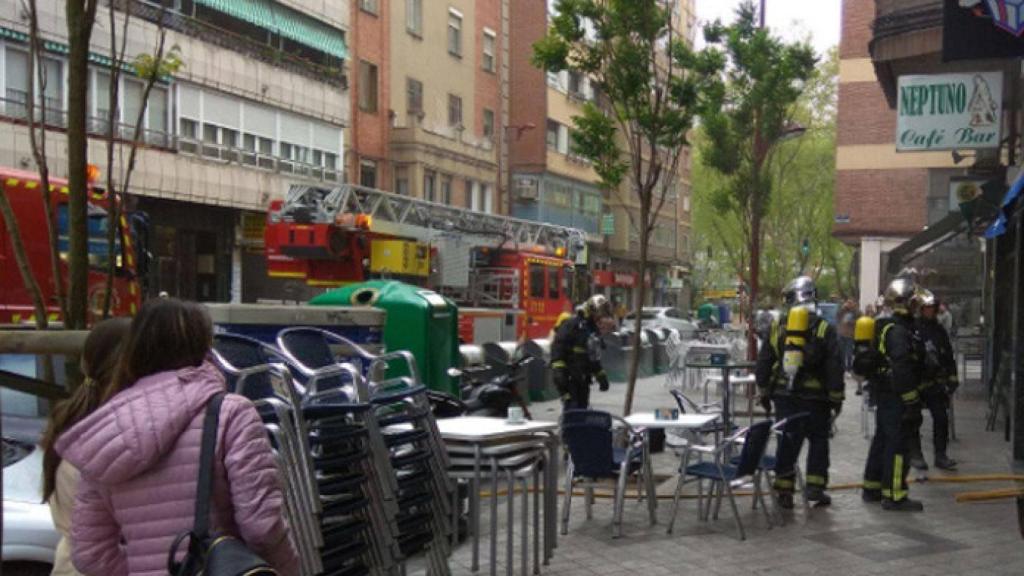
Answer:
[
  {"left": 863, "top": 393, "right": 915, "bottom": 502},
  {"left": 560, "top": 375, "right": 591, "bottom": 410},
  {"left": 908, "top": 385, "right": 950, "bottom": 459},
  {"left": 772, "top": 396, "right": 832, "bottom": 494}
]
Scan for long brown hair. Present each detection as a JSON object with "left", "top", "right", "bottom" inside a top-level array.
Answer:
[
  {"left": 106, "top": 298, "right": 213, "bottom": 401},
  {"left": 41, "top": 317, "right": 131, "bottom": 503}
]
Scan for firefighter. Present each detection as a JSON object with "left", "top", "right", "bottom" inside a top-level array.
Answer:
[
  {"left": 909, "top": 289, "right": 958, "bottom": 471},
  {"left": 861, "top": 277, "right": 925, "bottom": 511},
  {"left": 551, "top": 295, "right": 614, "bottom": 410},
  {"left": 755, "top": 276, "right": 844, "bottom": 509}
]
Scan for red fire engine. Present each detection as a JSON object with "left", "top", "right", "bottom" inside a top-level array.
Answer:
[
  {"left": 0, "top": 167, "right": 143, "bottom": 325},
  {"left": 264, "top": 183, "right": 586, "bottom": 341}
]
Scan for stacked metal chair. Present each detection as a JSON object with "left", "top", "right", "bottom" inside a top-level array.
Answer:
[
  {"left": 212, "top": 333, "right": 401, "bottom": 576},
  {"left": 277, "top": 327, "right": 453, "bottom": 576}
]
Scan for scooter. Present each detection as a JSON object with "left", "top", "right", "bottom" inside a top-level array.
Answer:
[{"left": 428, "top": 355, "right": 535, "bottom": 418}]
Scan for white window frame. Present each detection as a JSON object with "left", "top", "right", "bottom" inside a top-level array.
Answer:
[
  {"left": 359, "top": 0, "right": 379, "bottom": 15},
  {"left": 406, "top": 0, "right": 423, "bottom": 37},
  {"left": 482, "top": 28, "right": 496, "bottom": 73},
  {"left": 448, "top": 9, "right": 463, "bottom": 57}
]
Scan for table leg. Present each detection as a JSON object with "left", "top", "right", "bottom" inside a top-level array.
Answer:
[
  {"left": 472, "top": 444, "right": 482, "bottom": 572},
  {"left": 644, "top": 433, "right": 657, "bottom": 524},
  {"left": 545, "top": 435, "right": 558, "bottom": 563},
  {"left": 491, "top": 458, "right": 499, "bottom": 576}
]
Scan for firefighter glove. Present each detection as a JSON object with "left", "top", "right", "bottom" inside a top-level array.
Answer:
[
  {"left": 596, "top": 371, "right": 610, "bottom": 392},
  {"left": 553, "top": 367, "right": 568, "bottom": 396}
]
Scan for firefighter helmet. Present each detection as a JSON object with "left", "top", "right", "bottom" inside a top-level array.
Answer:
[
  {"left": 782, "top": 276, "right": 816, "bottom": 307},
  {"left": 884, "top": 278, "right": 917, "bottom": 314},
  {"left": 913, "top": 288, "right": 937, "bottom": 310},
  {"left": 582, "top": 294, "right": 613, "bottom": 319}
]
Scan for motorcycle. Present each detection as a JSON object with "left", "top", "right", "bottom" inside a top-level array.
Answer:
[{"left": 428, "top": 355, "right": 535, "bottom": 419}]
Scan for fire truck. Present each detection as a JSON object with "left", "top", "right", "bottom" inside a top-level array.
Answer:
[
  {"left": 0, "top": 167, "right": 144, "bottom": 325},
  {"left": 264, "top": 183, "right": 587, "bottom": 341}
]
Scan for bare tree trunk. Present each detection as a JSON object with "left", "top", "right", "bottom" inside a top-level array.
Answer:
[
  {"left": 623, "top": 195, "right": 652, "bottom": 416},
  {"left": 748, "top": 196, "right": 761, "bottom": 361},
  {"left": 0, "top": 189, "right": 48, "bottom": 327},
  {"left": 23, "top": 0, "right": 68, "bottom": 324},
  {"left": 102, "top": 0, "right": 130, "bottom": 318},
  {"left": 66, "top": 0, "right": 99, "bottom": 329}
]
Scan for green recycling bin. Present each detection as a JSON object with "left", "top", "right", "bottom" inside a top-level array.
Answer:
[{"left": 310, "top": 280, "right": 460, "bottom": 396}]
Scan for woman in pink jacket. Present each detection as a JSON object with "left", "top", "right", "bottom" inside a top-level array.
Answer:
[{"left": 56, "top": 298, "right": 300, "bottom": 576}]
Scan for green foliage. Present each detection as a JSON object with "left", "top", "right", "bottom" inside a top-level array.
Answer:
[
  {"left": 693, "top": 46, "right": 856, "bottom": 305},
  {"left": 133, "top": 45, "right": 184, "bottom": 81},
  {"left": 532, "top": 0, "right": 717, "bottom": 195}
]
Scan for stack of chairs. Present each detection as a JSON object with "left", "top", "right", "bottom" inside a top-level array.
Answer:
[
  {"left": 212, "top": 333, "right": 402, "bottom": 576},
  {"left": 277, "top": 327, "right": 453, "bottom": 576}
]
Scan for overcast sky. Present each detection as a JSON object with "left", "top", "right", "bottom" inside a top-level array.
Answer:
[{"left": 695, "top": 0, "right": 841, "bottom": 57}]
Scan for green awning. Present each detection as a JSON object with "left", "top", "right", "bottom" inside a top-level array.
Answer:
[
  {"left": 195, "top": 0, "right": 276, "bottom": 31},
  {"left": 273, "top": 3, "right": 348, "bottom": 60},
  {"left": 195, "top": 0, "right": 348, "bottom": 60}
]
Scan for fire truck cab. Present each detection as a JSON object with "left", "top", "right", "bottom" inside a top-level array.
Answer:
[{"left": 0, "top": 167, "right": 144, "bottom": 325}]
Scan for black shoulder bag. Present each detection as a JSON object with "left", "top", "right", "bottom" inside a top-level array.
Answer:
[{"left": 168, "top": 393, "right": 278, "bottom": 576}]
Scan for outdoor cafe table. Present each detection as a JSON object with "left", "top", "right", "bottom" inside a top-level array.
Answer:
[
  {"left": 435, "top": 416, "right": 560, "bottom": 573},
  {"left": 622, "top": 412, "right": 722, "bottom": 520},
  {"left": 684, "top": 361, "right": 756, "bottom": 440}
]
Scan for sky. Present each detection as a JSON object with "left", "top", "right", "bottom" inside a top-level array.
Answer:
[{"left": 695, "top": 0, "right": 841, "bottom": 57}]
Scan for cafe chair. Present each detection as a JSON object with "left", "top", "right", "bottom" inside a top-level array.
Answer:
[
  {"left": 668, "top": 420, "right": 774, "bottom": 541},
  {"left": 560, "top": 409, "right": 648, "bottom": 538}
]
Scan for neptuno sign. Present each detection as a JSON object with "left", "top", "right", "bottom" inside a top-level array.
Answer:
[{"left": 896, "top": 72, "right": 1002, "bottom": 152}]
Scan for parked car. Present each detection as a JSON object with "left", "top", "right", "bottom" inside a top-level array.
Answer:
[
  {"left": 623, "top": 307, "right": 699, "bottom": 338},
  {"left": 2, "top": 436, "right": 57, "bottom": 575}
]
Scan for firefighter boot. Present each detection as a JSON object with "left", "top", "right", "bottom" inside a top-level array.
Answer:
[
  {"left": 777, "top": 492, "right": 794, "bottom": 510},
  {"left": 805, "top": 486, "right": 832, "bottom": 507},
  {"left": 882, "top": 497, "right": 924, "bottom": 512},
  {"left": 862, "top": 489, "right": 882, "bottom": 503},
  {"left": 934, "top": 453, "right": 958, "bottom": 471},
  {"left": 909, "top": 454, "right": 929, "bottom": 471}
]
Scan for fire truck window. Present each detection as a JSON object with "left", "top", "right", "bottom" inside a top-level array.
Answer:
[
  {"left": 548, "top": 267, "right": 559, "bottom": 299},
  {"left": 529, "top": 264, "right": 544, "bottom": 299},
  {"left": 563, "top": 268, "right": 574, "bottom": 300},
  {"left": 57, "top": 204, "right": 123, "bottom": 271}
]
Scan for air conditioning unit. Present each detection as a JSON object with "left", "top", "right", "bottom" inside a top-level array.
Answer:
[{"left": 515, "top": 178, "right": 538, "bottom": 202}]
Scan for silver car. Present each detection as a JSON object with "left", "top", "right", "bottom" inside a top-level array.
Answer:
[
  {"left": 3, "top": 437, "right": 57, "bottom": 575},
  {"left": 624, "top": 307, "right": 699, "bottom": 338}
]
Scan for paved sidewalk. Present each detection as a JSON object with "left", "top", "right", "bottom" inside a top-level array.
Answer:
[{"left": 449, "top": 374, "right": 1024, "bottom": 576}]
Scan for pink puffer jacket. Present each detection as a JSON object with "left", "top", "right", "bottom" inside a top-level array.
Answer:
[{"left": 56, "top": 361, "right": 300, "bottom": 576}]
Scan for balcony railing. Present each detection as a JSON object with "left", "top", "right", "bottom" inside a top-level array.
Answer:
[
  {"left": 121, "top": 0, "right": 347, "bottom": 88},
  {"left": 176, "top": 136, "right": 341, "bottom": 183}
]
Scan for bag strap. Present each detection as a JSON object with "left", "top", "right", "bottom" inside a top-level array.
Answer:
[{"left": 193, "top": 392, "right": 226, "bottom": 540}]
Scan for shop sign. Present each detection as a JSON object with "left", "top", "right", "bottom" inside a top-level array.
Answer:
[
  {"left": 240, "top": 212, "right": 266, "bottom": 248},
  {"left": 593, "top": 270, "right": 614, "bottom": 287},
  {"left": 896, "top": 72, "right": 1002, "bottom": 152},
  {"left": 614, "top": 272, "right": 636, "bottom": 287}
]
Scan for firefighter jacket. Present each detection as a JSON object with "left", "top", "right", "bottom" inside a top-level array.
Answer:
[
  {"left": 550, "top": 312, "right": 603, "bottom": 381},
  {"left": 871, "top": 314, "right": 924, "bottom": 405},
  {"left": 756, "top": 313, "right": 844, "bottom": 405},
  {"left": 915, "top": 317, "right": 957, "bottom": 391}
]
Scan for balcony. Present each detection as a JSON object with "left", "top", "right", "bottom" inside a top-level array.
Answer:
[
  {"left": 870, "top": 0, "right": 942, "bottom": 61},
  {"left": 391, "top": 113, "right": 496, "bottom": 167}
]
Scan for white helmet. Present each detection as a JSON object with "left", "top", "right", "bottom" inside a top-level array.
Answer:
[
  {"left": 783, "top": 276, "right": 816, "bottom": 307},
  {"left": 884, "top": 277, "right": 917, "bottom": 315}
]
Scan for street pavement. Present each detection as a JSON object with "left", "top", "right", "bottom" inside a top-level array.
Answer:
[{"left": 447, "top": 371, "right": 1024, "bottom": 576}]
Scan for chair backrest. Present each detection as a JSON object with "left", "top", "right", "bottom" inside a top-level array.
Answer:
[
  {"left": 561, "top": 409, "right": 615, "bottom": 478},
  {"left": 669, "top": 389, "right": 696, "bottom": 414},
  {"left": 733, "top": 420, "right": 773, "bottom": 478},
  {"left": 277, "top": 327, "right": 349, "bottom": 391},
  {"left": 212, "top": 333, "right": 278, "bottom": 399}
]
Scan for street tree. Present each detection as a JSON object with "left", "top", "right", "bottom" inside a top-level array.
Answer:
[
  {"left": 698, "top": 1, "right": 817, "bottom": 350},
  {"left": 534, "top": 0, "right": 720, "bottom": 415}
]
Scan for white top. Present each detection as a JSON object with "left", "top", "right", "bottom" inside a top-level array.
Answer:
[
  {"left": 704, "top": 373, "right": 756, "bottom": 384},
  {"left": 624, "top": 412, "right": 720, "bottom": 430},
  {"left": 436, "top": 416, "right": 559, "bottom": 442}
]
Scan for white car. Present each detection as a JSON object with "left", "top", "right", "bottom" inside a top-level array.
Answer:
[
  {"left": 3, "top": 436, "right": 58, "bottom": 575},
  {"left": 623, "top": 307, "right": 699, "bottom": 339}
]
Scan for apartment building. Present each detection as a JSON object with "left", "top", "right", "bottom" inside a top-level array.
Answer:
[
  {"left": 508, "top": 0, "right": 696, "bottom": 308},
  {"left": 0, "top": 0, "right": 350, "bottom": 303},
  {"left": 346, "top": 0, "right": 503, "bottom": 213}
]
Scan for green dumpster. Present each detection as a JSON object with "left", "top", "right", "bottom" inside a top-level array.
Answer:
[{"left": 310, "top": 281, "right": 460, "bottom": 396}]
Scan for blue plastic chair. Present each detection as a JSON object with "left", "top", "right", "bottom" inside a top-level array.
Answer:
[
  {"left": 669, "top": 420, "right": 774, "bottom": 541},
  {"left": 560, "top": 410, "right": 648, "bottom": 538}
]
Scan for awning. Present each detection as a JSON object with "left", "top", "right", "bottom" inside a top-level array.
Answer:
[
  {"left": 984, "top": 170, "right": 1024, "bottom": 239},
  {"left": 887, "top": 176, "right": 1007, "bottom": 272},
  {"left": 195, "top": 0, "right": 348, "bottom": 60},
  {"left": 273, "top": 4, "right": 348, "bottom": 60}
]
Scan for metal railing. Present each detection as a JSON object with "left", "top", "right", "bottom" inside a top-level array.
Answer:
[
  {"left": 176, "top": 136, "right": 342, "bottom": 183},
  {"left": 123, "top": 0, "right": 346, "bottom": 88}
]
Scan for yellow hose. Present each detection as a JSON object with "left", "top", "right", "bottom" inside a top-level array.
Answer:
[{"left": 473, "top": 474, "right": 1024, "bottom": 501}]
